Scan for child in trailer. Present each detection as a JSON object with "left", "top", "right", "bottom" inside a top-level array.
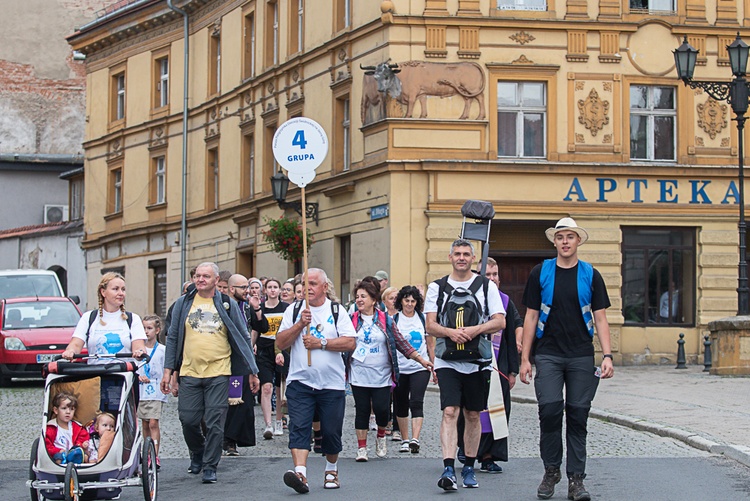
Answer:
[
  {"left": 137, "top": 315, "right": 168, "bottom": 469},
  {"left": 87, "top": 412, "right": 116, "bottom": 463},
  {"left": 45, "top": 392, "right": 90, "bottom": 465}
]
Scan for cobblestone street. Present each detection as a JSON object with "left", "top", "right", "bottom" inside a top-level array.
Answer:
[{"left": 1, "top": 380, "right": 705, "bottom": 461}]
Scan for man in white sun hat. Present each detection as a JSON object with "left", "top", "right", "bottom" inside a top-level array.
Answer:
[{"left": 519, "top": 217, "right": 614, "bottom": 501}]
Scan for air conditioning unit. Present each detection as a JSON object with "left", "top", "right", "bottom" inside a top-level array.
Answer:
[{"left": 44, "top": 204, "right": 69, "bottom": 224}]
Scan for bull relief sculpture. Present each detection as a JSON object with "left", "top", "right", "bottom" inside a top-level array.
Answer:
[{"left": 360, "top": 61, "right": 486, "bottom": 124}]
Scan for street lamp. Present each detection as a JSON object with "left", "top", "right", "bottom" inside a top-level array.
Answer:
[
  {"left": 270, "top": 170, "right": 319, "bottom": 225},
  {"left": 674, "top": 33, "right": 750, "bottom": 315}
]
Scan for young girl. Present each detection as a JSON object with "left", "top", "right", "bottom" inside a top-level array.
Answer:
[
  {"left": 136, "top": 315, "right": 167, "bottom": 468},
  {"left": 45, "top": 392, "right": 90, "bottom": 464},
  {"left": 87, "top": 412, "right": 116, "bottom": 463}
]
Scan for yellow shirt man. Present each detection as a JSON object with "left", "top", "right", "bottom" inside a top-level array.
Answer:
[{"left": 181, "top": 295, "right": 231, "bottom": 378}]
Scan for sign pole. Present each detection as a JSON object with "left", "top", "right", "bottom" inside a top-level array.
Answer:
[{"left": 302, "top": 186, "right": 311, "bottom": 366}]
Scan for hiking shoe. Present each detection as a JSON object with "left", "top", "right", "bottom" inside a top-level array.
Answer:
[
  {"left": 226, "top": 444, "right": 239, "bottom": 457},
  {"left": 264, "top": 425, "right": 274, "bottom": 440},
  {"left": 392, "top": 430, "right": 402, "bottom": 442},
  {"left": 461, "top": 466, "right": 478, "bottom": 488},
  {"left": 438, "top": 466, "right": 458, "bottom": 491},
  {"left": 323, "top": 470, "right": 340, "bottom": 489},
  {"left": 187, "top": 451, "right": 203, "bottom": 474},
  {"left": 202, "top": 468, "right": 217, "bottom": 484},
  {"left": 356, "top": 447, "right": 368, "bottom": 462},
  {"left": 274, "top": 420, "right": 284, "bottom": 436},
  {"left": 537, "top": 466, "right": 562, "bottom": 499},
  {"left": 480, "top": 461, "right": 503, "bottom": 473},
  {"left": 375, "top": 437, "right": 387, "bottom": 458},
  {"left": 409, "top": 439, "right": 420, "bottom": 454},
  {"left": 568, "top": 474, "right": 591, "bottom": 501},
  {"left": 399, "top": 440, "right": 410, "bottom": 453},
  {"left": 283, "top": 470, "right": 309, "bottom": 494}
]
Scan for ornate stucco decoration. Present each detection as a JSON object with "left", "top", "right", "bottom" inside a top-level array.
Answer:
[
  {"left": 577, "top": 88, "right": 609, "bottom": 137},
  {"left": 696, "top": 98, "right": 728, "bottom": 140},
  {"left": 511, "top": 55, "right": 534, "bottom": 64},
  {"left": 510, "top": 31, "right": 535, "bottom": 45}
]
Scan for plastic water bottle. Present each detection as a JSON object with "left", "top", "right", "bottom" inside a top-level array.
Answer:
[{"left": 594, "top": 366, "right": 602, "bottom": 378}]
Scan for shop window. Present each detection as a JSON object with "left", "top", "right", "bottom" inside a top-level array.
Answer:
[
  {"left": 621, "top": 227, "right": 695, "bottom": 326},
  {"left": 497, "top": 0, "right": 546, "bottom": 11},
  {"left": 496, "top": 81, "right": 546, "bottom": 158},
  {"left": 629, "top": 85, "right": 676, "bottom": 161}
]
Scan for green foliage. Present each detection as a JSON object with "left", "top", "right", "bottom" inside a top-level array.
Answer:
[{"left": 262, "top": 217, "right": 313, "bottom": 262}]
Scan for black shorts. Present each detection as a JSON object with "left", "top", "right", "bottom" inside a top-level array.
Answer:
[
  {"left": 436, "top": 368, "right": 486, "bottom": 412},
  {"left": 256, "top": 343, "right": 277, "bottom": 385}
]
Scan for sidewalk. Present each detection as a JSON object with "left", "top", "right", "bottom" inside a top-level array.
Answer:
[{"left": 511, "top": 364, "right": 750, "bottom": 467}]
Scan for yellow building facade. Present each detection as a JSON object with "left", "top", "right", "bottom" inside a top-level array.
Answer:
[{"left": 69, "top": 0, "right": 750, "bottom": 364}]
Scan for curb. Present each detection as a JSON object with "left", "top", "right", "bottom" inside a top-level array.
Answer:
[{"left": 511, "top": 395, "right": 750, "bottom": 469}]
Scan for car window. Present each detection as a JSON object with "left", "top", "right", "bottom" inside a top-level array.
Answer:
[
  {"left": 3, "top": 301, "right": 80, "bottom": 329},
  {"left": 0, "top": 274, "right": 63, "bottom": 299}
]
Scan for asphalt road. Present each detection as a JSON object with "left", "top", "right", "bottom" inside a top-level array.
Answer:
[{"left": 3, "top": 379, "right": 750, "bottom": 499}]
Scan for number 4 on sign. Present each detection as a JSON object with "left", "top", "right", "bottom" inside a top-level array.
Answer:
[{"left": 292, "top": 130, "right": 307, "bottom": 149}]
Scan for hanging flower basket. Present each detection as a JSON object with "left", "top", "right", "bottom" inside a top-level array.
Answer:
[{"left": 262, "top": 217, "right": 314, "bottom": 262}]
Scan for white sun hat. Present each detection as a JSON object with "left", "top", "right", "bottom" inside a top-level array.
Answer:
[{"left": 545, "top": 217, "right": 589, "bottom": 245}]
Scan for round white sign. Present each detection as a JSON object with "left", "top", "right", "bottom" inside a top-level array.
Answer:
[
  {"left": 272, "top": 117, "right": 329, "bottom": 175},
  {"left": 287, "top": 169, "right": 317, "bottom": 188}
]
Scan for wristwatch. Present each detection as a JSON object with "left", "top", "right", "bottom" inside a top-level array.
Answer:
[
  {"left": 320, "top": 338, "right": 328, "bottom": 351},
  {"left": 602, "top": 354, "right": 613, "bottom": 361}
]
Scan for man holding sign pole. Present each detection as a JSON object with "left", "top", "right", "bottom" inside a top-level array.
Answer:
[{"left": 276, "top": 268, "right": 357, "bottom": 492}]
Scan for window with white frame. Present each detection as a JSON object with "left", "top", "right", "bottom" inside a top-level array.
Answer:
[
  {"left": 155, "top": 156, "right": 166, "bottom": 204},
  {"left": 630, "top": 85, "right": 676, "bottom": 161},
  {"left": 629, "top": 0, "right": 675, "bottom": 12},
  {"left": 496, "top": 81, "right": 546, "bottom": 158},
  {"left": 115, "top": 73, "right": 125, "bottom": 120},
  {"left": 158, "top": 57, "right": 169, "bottom": 107},
  {"left": 498, "top": 0, "right": 546, "bottom": 11},
  {"left": 113, "top": 169, "right": 122, "bottom": 213}
]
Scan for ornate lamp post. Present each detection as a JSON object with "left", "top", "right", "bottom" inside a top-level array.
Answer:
[
  {"left": 674, "top": 33, "right": 750, "bottom": 315},
  {"left": 270, "top": 170, "right": 319, "bottom": 225}
]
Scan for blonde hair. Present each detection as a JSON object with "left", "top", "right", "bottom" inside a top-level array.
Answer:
[
  {"left": 95, "top": 411, "right": 116, "bottom": 427},
  {"left": 381, "top": 286, "right": 399, "bottom": 302},
  {"left": 97, "top": 272, "right": 128, "bottom": 325},
  {"left": 142, "top": 315, "right": 162, "bottom": 332}
]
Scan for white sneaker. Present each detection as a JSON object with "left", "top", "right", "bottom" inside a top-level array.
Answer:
[
  {"left": 369, "top": 415, "right": 377, "bottom": 431},
  {"left": 376, "top": 437, "right": 387, "bottom": 458},
  {"left": 356, "top": 447, "right": 368, "bottom": 462},
  {"left": 399, "top": 440, "right": 410, "bottom": 453},
  {"left": 263, "top": 425, "right": 273, "bottom": 440},
  {"left": 391, "top": 431, "right": 402, "bottom": 442},
  {"left": 274, "top": 420, "right": 283, "bottom": 436}
]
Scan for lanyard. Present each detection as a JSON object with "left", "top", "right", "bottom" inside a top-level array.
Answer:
[{"left": 143, "top": 344, "right": 159, "bottom": 380}]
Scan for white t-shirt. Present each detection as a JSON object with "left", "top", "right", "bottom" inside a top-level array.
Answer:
[
  {"left": 72, "top": 310, "right": 147, "bottom": 365},
  {"left": 395, "top": 312, "right": 429, "bottom": 375},
  {"left": 279, "top": 299, "right": 357, "bottom": 391},
  {"left": 49, "top": 421, "right": 73, "bottom": 452},
  {"left": 349, "top": 314, "right": 391, "bottom": 387},
  {"left": 137, "top": 343, "right": 168, "bottom": 402},
  {"left": 424, "top": 275, "right": 505, "bottom": 374}
]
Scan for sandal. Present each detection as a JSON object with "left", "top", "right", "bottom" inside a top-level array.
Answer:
[{"left": 324, "top": 470, "right": 340, "bottom": 489}]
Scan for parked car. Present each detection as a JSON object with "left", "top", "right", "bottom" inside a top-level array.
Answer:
[
  {"left": 0, "top": 297, "right": 83, "bottom": 385},
  {"left": 0, "top": 269, "right": 67, "bottom": 298}
]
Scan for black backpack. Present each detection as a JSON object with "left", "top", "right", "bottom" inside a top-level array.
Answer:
[{"left": 434, "top": 275, "right": 489, "bottom": 361}]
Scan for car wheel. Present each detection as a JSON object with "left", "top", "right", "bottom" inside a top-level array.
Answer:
[
  {"left": 0, "top": 373, "right": 11, "bottom": 387},
  {"left": 63, "top": 462, "right": 79, "bottom": 501},
  {"left": 141, "top": 437, "right": 157, "bottom": 501}
]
